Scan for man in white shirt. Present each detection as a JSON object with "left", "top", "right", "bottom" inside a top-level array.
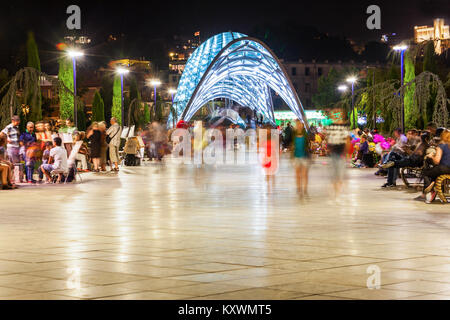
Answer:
[
  {"left": 1, "top": 115, "right": 21, "bottom": 163},
  {"left": 40, "top": 137, "right": 68, "bottom": 183},
  {"left": 106, "top": 117, "right": 122, "bottom": 171}
]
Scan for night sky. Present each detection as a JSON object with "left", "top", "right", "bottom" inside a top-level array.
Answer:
[{"left": 0, "top": 0, "right": 449, "bottom": 72}]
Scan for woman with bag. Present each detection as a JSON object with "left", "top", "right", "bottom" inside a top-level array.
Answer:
[{"left": 86, "top": 122, "right": 102, "bottom": 172}]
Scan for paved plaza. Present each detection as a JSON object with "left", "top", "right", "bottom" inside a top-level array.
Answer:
[{"left": 0, "top": 156, "right": 449, "bottom": 300}]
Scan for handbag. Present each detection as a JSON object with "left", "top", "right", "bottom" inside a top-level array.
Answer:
[{"left": 106, "top": 127, "right": 120, "bottom": 144}]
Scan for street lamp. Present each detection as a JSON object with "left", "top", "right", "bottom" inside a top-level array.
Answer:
[
  {"left": 337, "top": 85, "right": 348, "bottom": 92},
  {"left": 393, "top": 44, "right": 408, "bottom": 132},
  {"left": 346, "top": 76, "right": 357, "bottom": 129},
  {"left": 168, "top": 88, "right": 177, "bottom": 104},
  {"left": 116, "top": 67, "right": 130, "bottom": 126},
  {"left": 149, "top": 79, "right": 161, "bottom": 119},
  {"left": 67, "top": 49, "right": 84, "bottom": 128}
]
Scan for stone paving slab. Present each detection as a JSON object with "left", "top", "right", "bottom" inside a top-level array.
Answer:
[{"left": 0, "top": 156, "right": 449, "bottom": 300}]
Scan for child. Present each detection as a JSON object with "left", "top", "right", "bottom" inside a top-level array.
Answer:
[
  {"left": 260, "top": 126, "right": 279, "bottom": 193},
  {"left": 38, "top": 141, "right": 53, "bottom": 183}
]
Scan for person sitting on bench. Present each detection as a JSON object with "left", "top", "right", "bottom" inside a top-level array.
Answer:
[
  {"left": 0, "top": 147, "right": 17, "bottom": 189},
  {"left": 40, "top": 137, "right": 68, "bottom": 183},
  {"left": 420, "top": 129, "right": 450, "bottom": 203},
  {"left": 381, "top": 132, "right": 430, "bottom": 188}
]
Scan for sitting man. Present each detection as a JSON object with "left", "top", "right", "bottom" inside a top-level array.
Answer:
[
  {"left": 406, "top": 129, "right": 420, "bottom": 151},
  {"left": 40, "top": 137, "right": 68, "bottom": 183},
  {"left": 381, "top": 132, "right": 430, "bottom": 188},
  {"left": 0, "top": 147, "right": 17, "bottom": 189}
]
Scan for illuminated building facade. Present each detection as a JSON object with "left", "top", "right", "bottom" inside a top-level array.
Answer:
[
  {"left": 168, "top": 32, "right": 308, "bottom": 128},
  {"left": 414, "top": 18, "right": 450, "bottom": 54},
  {"left": 64, "top": 35, "right": 92, "bottom": 45}
]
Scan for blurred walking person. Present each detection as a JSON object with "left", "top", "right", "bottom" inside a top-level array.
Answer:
[
  {"left": 292, "top": 120, "right": 310, "bottom": 199},
  {"left": 149, "top": 121, "right": 166, "bottom": 161},
  {"left": 325, "top": 109, "right": 350, "bottom": 201},
  {"left": 98, "top": 121, "right": 108, "bottom": 171},
  {"left": 260, "top": 125, "right": 279, "bottom": 193}
]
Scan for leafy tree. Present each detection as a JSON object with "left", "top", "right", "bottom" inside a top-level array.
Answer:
[
  {"left": 422, "top": 41, "right": 439, "bottom": 124},
  {"left": 129, "top": 76, "right": 141, "bottom": 102},
  {"left": 91, "top": 91, "right": 105, "bottom": 122},
  {"left": 58, "top": 57, "right": 74, "bottom": 121},
  {"left": 423, "top": 41, "right": 438, "bottom": 74},
  {"left": 0, "top": 69, "right": 9, "bottom": 102},
  {"left": 0, "top": 68, "right": 72, "bottom": 128},
  {"left": 312, "top": 67, "right": 341, "bottom": 109}
]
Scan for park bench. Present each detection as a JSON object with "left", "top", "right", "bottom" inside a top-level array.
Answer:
[
  {"left": 434, "top": 174, "right": 450, "bottom": 203},
  {"left": 400, "top": 166, "right": 424, "bottom": 189}
]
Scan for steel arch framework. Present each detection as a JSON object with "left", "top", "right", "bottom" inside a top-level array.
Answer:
[{"left": 168, "top": 32, "right": 308, "bottom": 128}]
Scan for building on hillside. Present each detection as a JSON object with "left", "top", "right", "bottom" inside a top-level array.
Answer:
[
  {"left": 414, "top": 18, "right": 450, "bottom": 54},
  {"left": 64, "top": 35, "right": 92, "bottom": 46},
  {"left": 167, "top": 32, "right": 202, "bottom": 89}
]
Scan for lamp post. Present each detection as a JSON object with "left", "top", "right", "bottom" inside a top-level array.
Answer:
[
  {"left": 337, "top": 85, "right": 348, "bottom": 123},
  {"left": 168, "top": 88, "right": 177, "bottom": 104},
  {"left": 67, "top": 50, "right": 84, "bottom": 128},
  {"left": 168, "top": 88, "right": 177, "bottom": 127},
  {"left": 149, "top": 79, "right": 161, "bottom": 120},
  {"left": 346, "top": 76, "right": 357, "bottom": 129},
  {"left": 393, "top": 44, "right": 408, "bottom": 132},
  {"left": 116, "top": 67, "right": 129, "bottom": 126}
]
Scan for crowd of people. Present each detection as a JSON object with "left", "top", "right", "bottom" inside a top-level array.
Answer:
[
  {"left": 0, "top": 116, "right": 128, "bottom": 188},
  {"left": 1, "top": 111, "right": 449, "bottom": 204},
  {"left": 0, "top": 114, "right": 178, "bottom": 190},
  {"left": 280, "top": 113, "right": 450, "bottom": 204}
]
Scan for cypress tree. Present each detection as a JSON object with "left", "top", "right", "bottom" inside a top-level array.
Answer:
[
  {"left": 422, "top": 41, "right": 438, "bottom": 124},
  {"left": 26, "top": 32, "right": 41, "bottom": 71},
  {"left": 100, "top": 75, "right": 113, "bottom": 122},
  {"left": 92, "top": 91, "right": 105, "bottom": 122},
  {"left": 77, "top": 101, "right": 87, "bottom": 131},
  {"left": 112, "top": 75, "right": 122, "bottom": 125},
  {"left": 144, "top": 103, "right": 150, "bottom": 124},
  {"left": 403, "top": 51, "right": 416, "bottom": 129},
  {"left": 58, "top": 57, "right": 74, "bottom": 120},
  {"left": 26, "top": 31, "right": 42, "bottom": 122}
]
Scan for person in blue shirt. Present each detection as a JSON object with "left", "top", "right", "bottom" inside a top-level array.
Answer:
[
  {"left": 19, "top": 122, "right": 37, "bottom": 183},
  {"left": 292, "top": 119, "right": 310, "bottom": 199},
  {"left": 421, "top": 129, "right": 450, "bottom": 203}
]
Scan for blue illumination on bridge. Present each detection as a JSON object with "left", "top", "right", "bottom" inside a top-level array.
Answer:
[{"left": 168, "top": 32, "right": 307, "bottom": 128}]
